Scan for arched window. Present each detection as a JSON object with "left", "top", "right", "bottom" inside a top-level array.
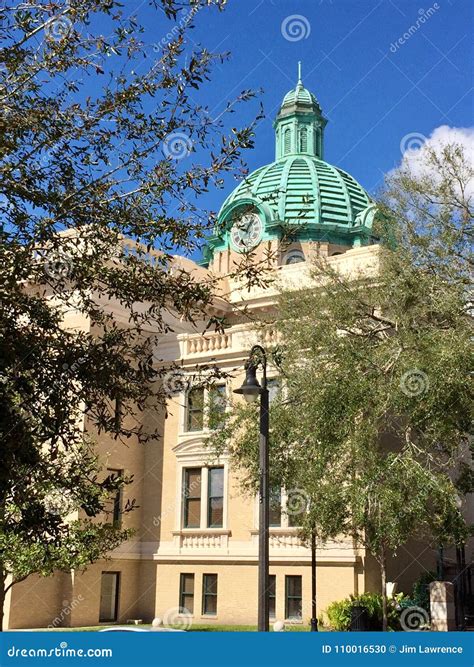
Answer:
[
  {"left": 284, "top": 250, "right": 305, "bottom": 265},
  {"left": 299, "top": 127, "right": 308, "bottom": 152},
  {"left": 284, "top": 128, "right": 291, "bottom": 155}
]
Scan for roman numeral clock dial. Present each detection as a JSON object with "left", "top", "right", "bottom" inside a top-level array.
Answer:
[{"left": 230, "top": 212, "right": 263, "bottom": 252}]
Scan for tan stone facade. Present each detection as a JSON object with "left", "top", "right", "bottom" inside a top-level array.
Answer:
[{"left": 5, "top": 241, "right": 432, "bottom": 629}]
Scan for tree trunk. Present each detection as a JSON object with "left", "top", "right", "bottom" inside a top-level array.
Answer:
[
  {"left": 0, "top": 565, "right": 6, "bottom": 632},
  {"left": 380, "top": 546, "right": 388, "bottom": 632}
]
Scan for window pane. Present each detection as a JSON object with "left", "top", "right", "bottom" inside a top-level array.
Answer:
[
  {"left": 181, "top": 594, "right": 194, "bottom": 614},
  {"left": 287, "top": 598, "right": 302, "bottom": 619},
  {"left": 285, "top": 575, "right": 302, "bottom": 620},
  {"left": 202, "top": 574, "right": 218, "bottom": 616},
  {"left": 184, "top": 469, "right": 201, "bottom": 528},
  {"left": 208, "top": 468, "right": 224, "bottom": 528},
  {"left": 187, "top": 388, "right": 204, "bottom": 431},
  {"left": 204, "top": 574, "right": 218, "bottom": 594},
  {"left": 269, "top": 575, "right": 276, "bottom": 619},
  {"left": 209, "top": 468, "right": 224, "bottom": 496},
  {"left": 185, "top": 469, "right": 201, "bottom": 498},
  {"left": 99, "top": 573, "right": 119, "bottom": 622},
  {"left": 208, "top": 498, "right": 223, "bottom": 527},
  {"left": 204, "top": 595, "right": 217, "bottom": 615},
  {"left": 287, "top": 575, "right": 302, "bottom": 597},
  {"left": 184, "top": 498, "right": 201, "bottom": 528},
  {"left": 182, "top": 574, "right": 194, "bottom": 594},
  {"left": 210, "top": 385, "right": 226, "bottom": 424},
  {"left": 180, "top": 574, "right": 194, "bottom": 615},
  {"left": 269, "top": 488, "right": 281, "bottom": 527}
]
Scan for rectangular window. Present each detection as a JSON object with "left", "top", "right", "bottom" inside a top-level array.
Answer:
[
  {"left": 209, "top": 384, "right": 227, "bottom": 429},
  {"left": 269, "top": 488, "right": 282, "bottom": 527},
  {"left": 207, "top": 467, "right": 224, "bottom": 528},
  {"left": 99, "top": 572, "right": 120, "bottom": 622},
  {"left": 202, "top": 574, "right": 218, "bottom": 616},
  {"left": 105, "top": 469, "right": 122, "bottom": 526},
  {"left": 285, "top": 575, "right": 302, "bottom": 620},
  {"left": 269, "top": 575, "right": 276, "bottom": 620},
  {"left": 179, "top": 573, "right": 195, "bottom": 615},
  {"left": 183, "top": 468, "right": 201, "bottom": 528},
  {"left": 186, "top": 387, "right": 204, "bottom": 432}
]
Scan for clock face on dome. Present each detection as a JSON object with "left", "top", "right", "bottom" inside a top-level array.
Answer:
[{"left": 230, "top": 212, "right": 263, "bottom": 252}]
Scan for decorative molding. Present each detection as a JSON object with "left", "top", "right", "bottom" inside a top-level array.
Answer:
[{"left": 171, "top": 529, "right": 232, "bottom": 552}]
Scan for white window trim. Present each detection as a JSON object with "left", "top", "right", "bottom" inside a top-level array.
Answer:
[{"left": 172, "top": 441, "right": 229, "bottom": 532}]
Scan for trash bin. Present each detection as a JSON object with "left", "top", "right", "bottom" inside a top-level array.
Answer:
[{"left": 350, "top": 603, "right": 370, "bottom": 631}]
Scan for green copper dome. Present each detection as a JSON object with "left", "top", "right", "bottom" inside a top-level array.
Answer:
[
  {"left": 281, "top": 83, "right": 320, "bottom": 109},
  {"left": 203, "top": 65, "right": 377, "bottom": 263},
  {"left": 280, "top": 64, "right": 323, "bottom": 113},
  {"left": 218, "top": 155, "right": 371, "bottom": 229}
]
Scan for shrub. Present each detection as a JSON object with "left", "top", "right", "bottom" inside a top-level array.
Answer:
[
  {"left": 412, "top": 571, "right": 436, "bottom": 612},
  {"left": 323, "top": 592, "right": 413, "bottom": 631}
]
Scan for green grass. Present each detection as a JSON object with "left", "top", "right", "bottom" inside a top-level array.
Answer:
[{"left": 20, "top": 623, "right": 313, "bottom": 632}]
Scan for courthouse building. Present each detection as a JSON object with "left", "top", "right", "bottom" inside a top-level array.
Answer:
[{"left": 5, "top": 75, "right": 435, "bottom": 629}]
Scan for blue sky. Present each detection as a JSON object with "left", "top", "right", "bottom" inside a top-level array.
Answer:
[{"left": 134, "top": 0, "right": 473, "bottom": 213}]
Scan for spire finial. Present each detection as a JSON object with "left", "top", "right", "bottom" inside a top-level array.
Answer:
[{"left": 297, "top": 61, "right": 302, "bottom": 85}]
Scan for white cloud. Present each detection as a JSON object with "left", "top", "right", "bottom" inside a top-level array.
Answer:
[{"left": 391, "top": 125, "right": 474, "bottom": 197}]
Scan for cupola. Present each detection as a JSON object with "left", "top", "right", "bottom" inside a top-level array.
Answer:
[{"left": 274, "top": 62, "right": 328, "bottom": 160}]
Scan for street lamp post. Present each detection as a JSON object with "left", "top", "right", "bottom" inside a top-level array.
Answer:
[
  {"left": 310, "top": 529, "right": 318, "bottom": 632},
  {"left": 234, "top": 345, "right": 269, "bottom": 632}
]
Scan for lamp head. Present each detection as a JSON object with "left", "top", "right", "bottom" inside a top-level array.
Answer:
[{"left": 233, "top": 361, "right": 261, "bottom": 403}]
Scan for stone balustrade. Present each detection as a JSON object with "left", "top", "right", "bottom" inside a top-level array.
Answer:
[{"left": 172, "top": 530, "right": 231, "bottom": 552}]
